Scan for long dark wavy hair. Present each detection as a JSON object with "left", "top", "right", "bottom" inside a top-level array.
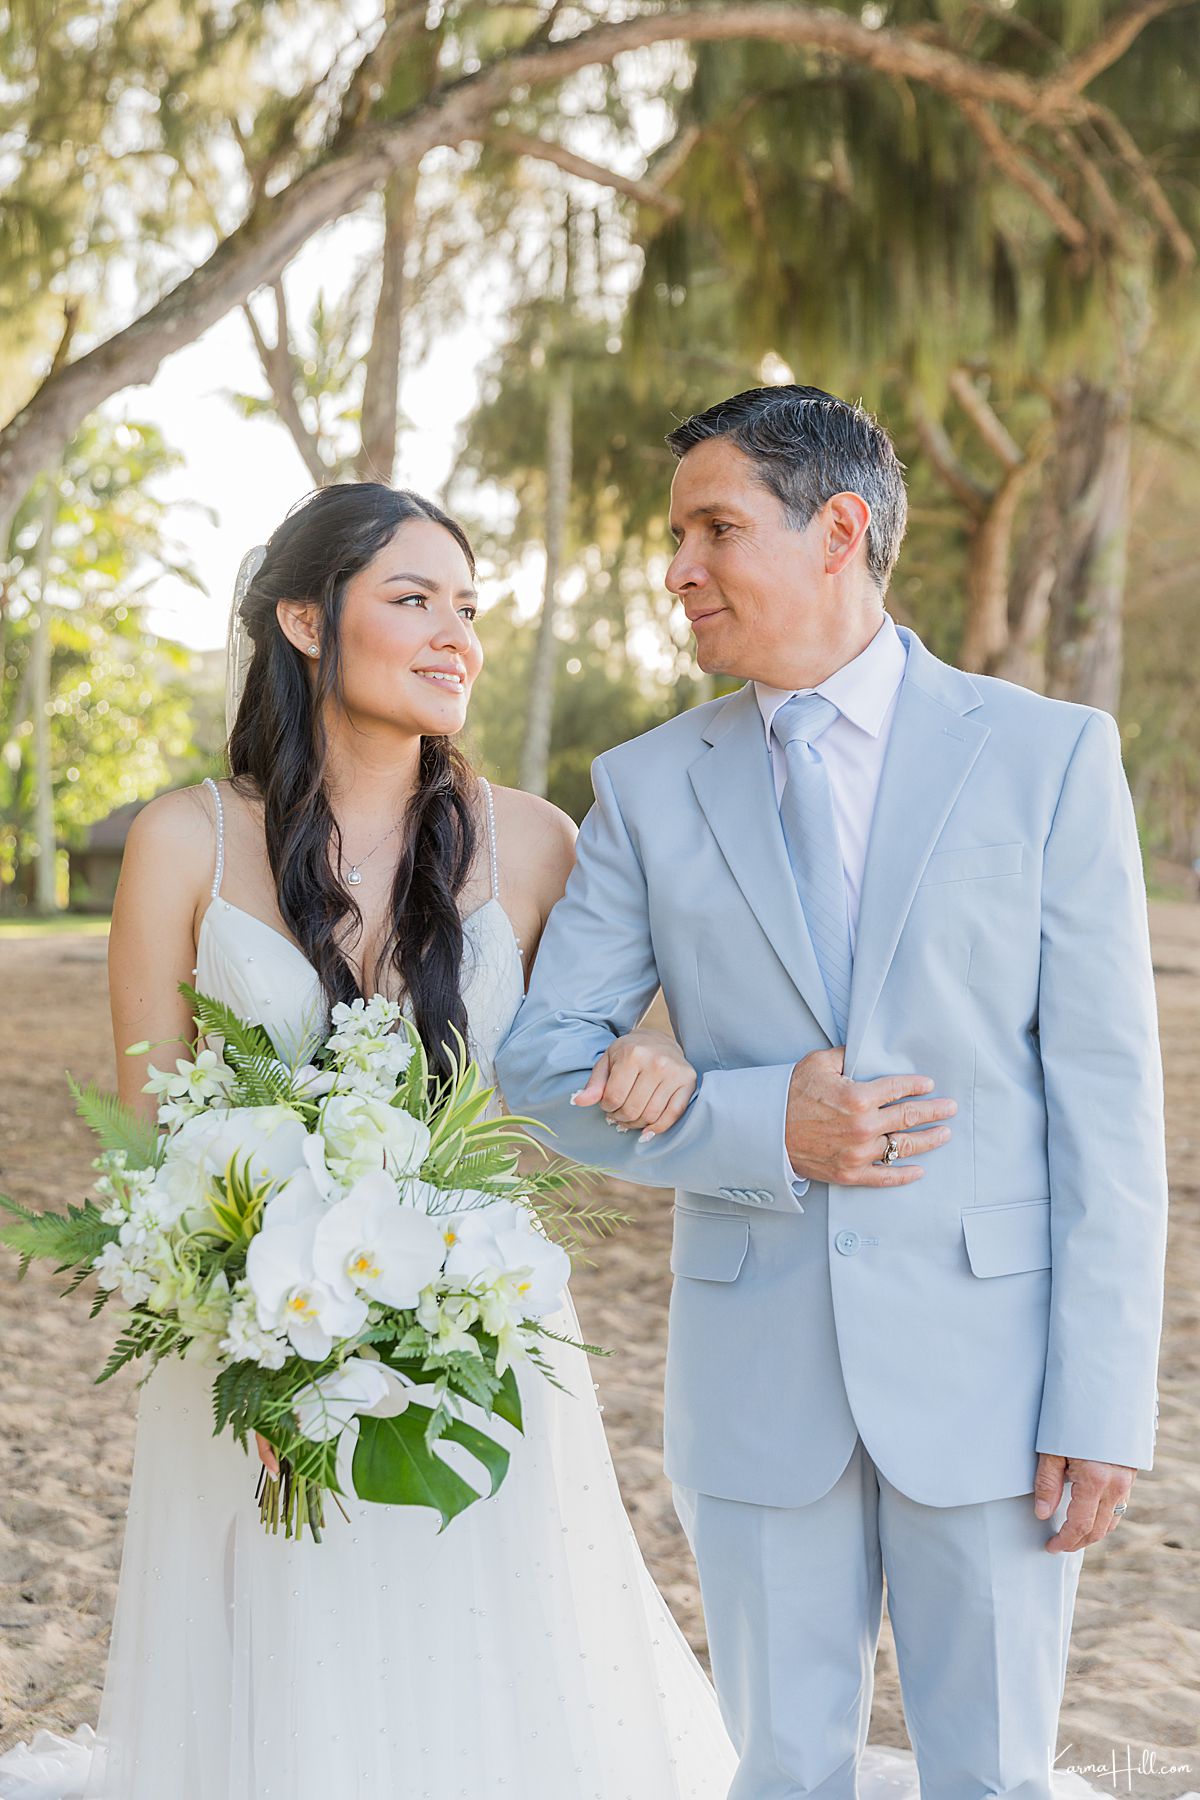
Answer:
[{"left": 226, "top": 483, "right": 479, "bottom": 1080}]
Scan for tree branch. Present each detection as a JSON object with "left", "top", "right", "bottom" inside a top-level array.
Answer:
[
  {"left": 1084, "top": 100, "right": 1197, "bottom": 267},
  {"left": 909, "top": 390, "right": 990, "bottom": 514},
  {"left": 242, "top": 285, "right": 329, "bottom": 485},
  {"left": 949, "top": 367, "right": 1025, "bottom": 469},
  {"left": 959, "top": 98, "right": 1090, "bottom": 251},
  {"left": 1, "top": 0, "right": 1183, "bottom": 526},
  {"left": 1043, "top": 0, "right": 1196, "bottom": 102},
  {"left": 492, "top": 131, "right": 684, "bottom": 214}
]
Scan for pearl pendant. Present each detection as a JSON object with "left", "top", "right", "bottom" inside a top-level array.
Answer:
[{"left": 347, "top": 866, "right": 363, "bottom": 885}]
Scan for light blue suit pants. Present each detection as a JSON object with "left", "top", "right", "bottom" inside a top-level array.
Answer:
[{"left": 674, "top": 1440, "right": 1084, "bottom": 1800}]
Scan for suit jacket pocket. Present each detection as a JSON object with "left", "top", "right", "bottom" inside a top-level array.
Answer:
[
  {"left": 962, "top": 1196, "right": 1051, "bottom": 1277},
  {"left": 920, "top": 841, "right": 1024, "bottom": 886},
  {"left": 670, "top": 1208, "right": 750, "bottom": 1282}
]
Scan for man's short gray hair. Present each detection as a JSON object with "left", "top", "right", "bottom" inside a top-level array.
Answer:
[{"left": 666, "top": 385, "right": 908, "bottom": 593}]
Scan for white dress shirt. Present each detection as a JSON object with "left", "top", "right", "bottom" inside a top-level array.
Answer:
[
  {"left": 754, "top": 611, "right": 908, "bottom": 953},
  {"left": 754, "top": 612, "right": 908, "bottom": 1196}
]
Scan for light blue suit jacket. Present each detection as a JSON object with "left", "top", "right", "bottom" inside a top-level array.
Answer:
[{"left": 495, "top": 628, "right": 1168, "bottom": 1508}]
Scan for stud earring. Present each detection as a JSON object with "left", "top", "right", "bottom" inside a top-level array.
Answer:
[{"left": 306, "top": 643, "right": 319, "bottom": 657}]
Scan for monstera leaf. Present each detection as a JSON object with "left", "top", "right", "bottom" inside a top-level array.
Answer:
[{"left": 352, "top": 1404, "right": 513, "bottom": 1530}]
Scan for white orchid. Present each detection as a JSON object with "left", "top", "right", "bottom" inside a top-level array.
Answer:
[
  {"left": 312, "top": 1170, "right": 445, "bottom": 1309},
  {"left": 245, "top": 1219, "right": 369, "bottom": 1359},
  {"left": 143, "top": 1048, "right": 238, "bottom": 1122},
  {"left": 285, "top": 1061, "right": 337, "bottom": 1101},
  {"left": 442, "top": 1201, "right": 570, "bottom": 1321},
  {"left": 291, "top": 1357, "right": 393, "bottom": 1442},
  {"left": 319, "top": 1092, "right": 430, "bottom": 1185},
  {"left": 415, "top": 1286, "right": 483, "bottom": 1357}
]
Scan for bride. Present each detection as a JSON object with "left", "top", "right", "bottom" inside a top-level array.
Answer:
[{"left": 0, "top": 482, "right": 1122, "bottom": 1800}]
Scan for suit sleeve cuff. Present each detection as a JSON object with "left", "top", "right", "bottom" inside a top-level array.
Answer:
[{"left": 783, "top": 1110, "right": 810, "bottom": 1205}]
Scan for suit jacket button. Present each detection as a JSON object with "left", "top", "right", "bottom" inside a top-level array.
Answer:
[{"left": 835, "top": 1230, "right": 861, "bottom": 1256}]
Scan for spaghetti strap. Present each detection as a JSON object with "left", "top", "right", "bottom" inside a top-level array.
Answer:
[
  {"left": 201, "top": 775, "right": 225, "bottom": 900},
  {"left": 479, "top": 776, "right": 500, "bottom": 903}
]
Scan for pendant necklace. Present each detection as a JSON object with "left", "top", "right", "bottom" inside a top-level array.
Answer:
[{"left": 341, "top": 817, "right": 405, "bottom": 886}]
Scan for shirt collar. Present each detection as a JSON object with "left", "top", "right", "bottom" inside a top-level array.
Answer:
[{"left": 754, "top": 612, "right": 907, "bottom": 744}]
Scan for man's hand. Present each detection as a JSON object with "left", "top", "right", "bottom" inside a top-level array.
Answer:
[
  {"left": 784, "top": 1047, "right": 957, "bottom": 1188},
  {"left": 1034, "top": 1454, "right": 1135, "bottom": 1552}
]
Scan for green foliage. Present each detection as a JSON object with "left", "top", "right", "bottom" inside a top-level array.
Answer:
[
  {"left": 204, "top": 1152, "right": 279, "bottom": 1251},
  {"left": 1, "top": 414, "right": 207, "bottom": 898},
  {"left": 97, "top": 1309, "right": 184, "bottom": 1386},
  {"left": 177, "top": 984, "right": 296, "bottom": 1107},
  {"left": 0, "top": 1190, "right": 113, "bottom": 1280},
  {"left": 352, "top": 1403, "right": 511, "bottom": 1531},
  {"left": 66, "top": 1074, "right": 160, "bottom": 1168}
]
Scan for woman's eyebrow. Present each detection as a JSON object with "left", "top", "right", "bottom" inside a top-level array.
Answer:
[
  {"left": 382, "top": 572, "right": 438, "bottom": 590},
  {"left": 382, "top": 571, "right": 478, "bottom": 600}
]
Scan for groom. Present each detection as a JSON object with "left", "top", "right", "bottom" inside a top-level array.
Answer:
[{"left": 495, "top": 385, "right": 1168, "bottom": 1799}]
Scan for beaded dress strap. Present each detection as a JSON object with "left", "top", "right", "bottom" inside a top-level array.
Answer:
[
  {"left": 479, "top": 776, "right": 500, "bottom": 902},
  {"left": 202, "top": 776, "right": 225, "bottom": 900}
]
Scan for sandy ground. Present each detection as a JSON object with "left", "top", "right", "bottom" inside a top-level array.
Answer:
[{"left": 0, "top": 903, "right": 1196, "bottom": 1795}]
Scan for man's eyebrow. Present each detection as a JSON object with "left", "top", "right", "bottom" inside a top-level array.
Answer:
[
  {"left": 382, "top": 572, "right": 478, "bottom": 599},
  {"left": 668, "top": 502, "right": 741, "bottom": 537}
]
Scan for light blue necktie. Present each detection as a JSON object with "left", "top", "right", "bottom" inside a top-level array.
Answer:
[{"left": 772, "top": 692, "right": 853, "bottom": 1042}]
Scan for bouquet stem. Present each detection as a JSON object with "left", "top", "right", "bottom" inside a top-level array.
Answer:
[{"left": 255, "top": 1455, "right": 326, "bottom": 1542}]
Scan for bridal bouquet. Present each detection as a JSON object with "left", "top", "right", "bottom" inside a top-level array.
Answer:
[{"left": 0, "top": 985, "right": 620, "bottom": 1542}]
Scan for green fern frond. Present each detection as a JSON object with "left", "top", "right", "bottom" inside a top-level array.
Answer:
[
  {"left": 0, "top": 1191, "right": 115, "bottom": 1276},
  {"left": 97, "top": 1311, "right": 181, "bottom": 1384},
  {"left": 66, "top": 1074, "right": 159, "bottom": 1168},
  {"left": 178, "top": 984, "right": 292, "bottom": 1105}
]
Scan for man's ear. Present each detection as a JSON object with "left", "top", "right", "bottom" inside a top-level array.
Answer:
[
  {"left": 275, "top": 597, "right": 321, "bottom": 656},
  {"left": 823, "top": 492, "right": 872, "bottom": 575}
]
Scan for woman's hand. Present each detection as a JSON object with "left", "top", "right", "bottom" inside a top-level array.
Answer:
[
  {"left": 570, "top": 1028, "right": 697, "bottom": 1142},
  {"left": 256, "top": 1432, "right": 280, "bottom": 1477}
]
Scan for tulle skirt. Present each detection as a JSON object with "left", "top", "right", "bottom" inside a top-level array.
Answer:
[{"left": 78, "top": 1293, "right": 737, "bottom": 1800}]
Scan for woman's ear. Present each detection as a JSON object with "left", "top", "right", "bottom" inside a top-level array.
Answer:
[{"left": 276, "top": 598, "right": 321, "bottom": 657}]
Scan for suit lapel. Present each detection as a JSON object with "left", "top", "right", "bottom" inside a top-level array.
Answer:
[
  {"left": 689, "top": 684, "right": 839, "bottom": 1044},
  {"left": 842, "top": 631, "right": 989, "bottom": 1076}
]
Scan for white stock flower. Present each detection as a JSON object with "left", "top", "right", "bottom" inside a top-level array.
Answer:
[
  {"left": 319, "top": 1093, "right": 430, "bottom": 1186},
  {"left": 219, "top": 1278, "right": 290, "bottom": 1370},
  {"left": 291, "top": 1358, "right": 393, "bottom": 1443},
  {"left": 92, "top": 1240, "right": 153, "bottom": 1305},
  {"left": 312, "top": 1170, "right": 445, "bottom": 1309},
  {"left": 245, "top": 1218, "right": 368, "bottom": 1360}
]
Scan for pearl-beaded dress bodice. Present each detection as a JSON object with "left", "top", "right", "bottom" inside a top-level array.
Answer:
[{"left": 194, "top": 776, "right": 525, "bottom": 1075}]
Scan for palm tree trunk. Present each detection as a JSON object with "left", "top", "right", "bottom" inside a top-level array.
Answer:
[
  {"left": 519, "top": 361, "right": 573, "bottom": 798},
  {"left": 1043, "top": 375, "right": 1134, "bottom": 713},
  {"left": 31, "top": 482, "right": 57, "bottom": 913},
  {"left": 356, "top": 170, "right": 417, "bottom": 483}
]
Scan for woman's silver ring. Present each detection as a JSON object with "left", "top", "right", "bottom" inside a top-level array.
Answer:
[
  {"left": 1111, "top": 1501, "right": 1128, "bottom": 1516},
  {"left": 882, "top": 1135, "right": 901, "bottom": 1165}
]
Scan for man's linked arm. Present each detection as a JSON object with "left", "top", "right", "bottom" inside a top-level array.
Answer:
[{"left": 494, "top": 754, "right": 804, "bottom": 1212}]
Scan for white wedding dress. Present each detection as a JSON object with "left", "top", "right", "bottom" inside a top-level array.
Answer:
[{"left": 0, "top": 778, "right": 1133, "bottom": 1800}]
